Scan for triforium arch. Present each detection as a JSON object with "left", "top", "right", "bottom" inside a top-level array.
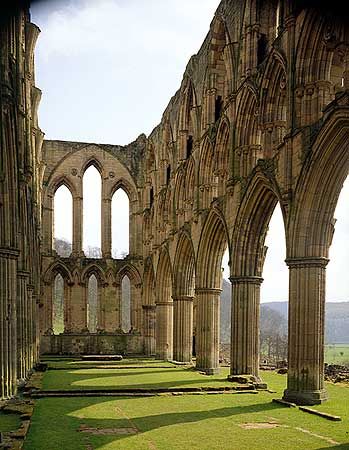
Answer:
[
  {"left": 229, "top": 170, "right": 285, "bottom": 379},
  {"left": 196, "top": 209, "right": 230, "bottom": 374},
  {"left": 115, "top": 263, "right": 142, "bottom": 332},
  {"left": 155, "top": 248, "right": 173, "bottom": 361},
  {"left": 42, "top": 261, "right": 73, "bottom": 335},
  {"left": 284, "top": 105, "right": 349, "bottom": 405},
  {"left": 172, "top": 231, "right": 196, "bottom": 363}
]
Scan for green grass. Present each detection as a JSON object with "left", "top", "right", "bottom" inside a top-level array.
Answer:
[
  {"left": 325, "top": 344, "right": 349, "bottom": 365},
  {"left": 43, "top": 357, "right": 174, "bottom": 370},
  {"left": 0, "top": 411, "right": 21, "bottom": 432},
  {"left": 24, "top": 362, "right": 349, "bottom": 450},
  {"left": 42, "top": 366, "right": 233, "bottom": 390}
]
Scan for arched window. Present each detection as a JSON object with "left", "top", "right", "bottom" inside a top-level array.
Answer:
[
  {"left": 83, "top": 165, "right": 101, "bottom": 257},
  {"left": 112, "top": 188, "right": 129, "bottom": 258},
  {"left": 87, "top": 274, "right": 98, "bottom": 333},
  {"left": 121, "top": 275, "right": 131, "bottom": 332},
  {"left": 53, "top": 274, "right": 64, "bottom": 334},
  {"left": 54, "top": 185, "right": 72, "bottom": 256}
]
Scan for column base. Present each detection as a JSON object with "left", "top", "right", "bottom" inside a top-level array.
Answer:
[
  {"left": 197, "top": 367, "right": 220, "bottom": 375},
  {"left": 283, "top": 388, "right": 328, "bottom": 406}
]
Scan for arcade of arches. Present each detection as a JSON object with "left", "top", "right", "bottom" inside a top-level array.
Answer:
[{"left": 1, "top": 0, "right": 349, "bottom": 406}]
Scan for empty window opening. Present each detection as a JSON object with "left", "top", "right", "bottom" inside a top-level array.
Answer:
[
  {"left": 112, "top": 188, "right": 129, "bottom": 259},
  {"left": 121, "top": 275, "right": 131, "bottom": 332},
  {"left": 186, "top": 135, "right": 193, "bottom": 158},
  {"left": 83, "top": 165, "right": 101, "bottom": 257},
  {"left": 53, "top": 274, "right": 64, "bottom": 335},
  {"left": 166, "top": 165, "right": 171, "bottom": 185},
  {"left": 87, "top": 274, "right": 98, "bottom": 333},
  {"left": 215, "top": 95, "right": 223, "bottom": 122},
  {"left": 150, "top": 187, "right": 154, "bottom": 208},
  {"left": 257, "top": 34, "right": 268, "bottom": 66},
  {"left": 54, "top": 185, "right": 72, "bottom": 256}
]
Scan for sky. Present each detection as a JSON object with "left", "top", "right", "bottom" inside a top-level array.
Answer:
[{"left": 32, "top": 0, "right": 349, "bottom": 303}]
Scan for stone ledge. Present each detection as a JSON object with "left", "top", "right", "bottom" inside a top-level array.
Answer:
[{"left": 299, "top": 406, "right": 342, "bottom": 421}]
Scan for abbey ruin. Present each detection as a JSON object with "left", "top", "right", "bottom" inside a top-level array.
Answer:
[{"left": 1, "top": 0, "right": 349, "bottom": 408}]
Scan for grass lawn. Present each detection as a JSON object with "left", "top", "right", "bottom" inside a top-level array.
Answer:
[
  {"left": 0, "top": 411, "right": 21, "bottom": 432},
  {"left": 42, "top": 366, "right": 234, "bottom": 391},
  {"left": 24, "top": 361, "right": 349, "bottom": 450},
  {"left": 325, "top": 344, "right": 349, "bottom": 365}
]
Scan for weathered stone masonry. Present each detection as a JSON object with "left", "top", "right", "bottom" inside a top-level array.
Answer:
[{"left": 1, "top": 0, "right": 349, "bottom": 406}]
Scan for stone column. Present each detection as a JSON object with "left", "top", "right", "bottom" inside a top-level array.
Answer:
[
  {"left": 142, "top": 305, "right": 156, "bottom": 356},
  {"left": 0, "top": 249, "right": 18, "bottom": 399},
  {"left": 42, "top": 202, "right": 54, "bottom": 254},
  {"left": 230, "top": 276, "right": 262, "bottom": 378},
  {"left": 72, "top": 196, "right": 83, "bottom": 256},
  {"left": 283, "top": 257, "right": 328, "bottom": 405},
  {"left": 173, "top": 296, "right": 193, "bottom": 363},
  {"left": 27, "top": 285, "right": 34, "bottom": 370},
  {"left": 101, "top": 197, "right": 112, "bottom": 258},
  {"left": 195, "top": 288, "right": 220, "bottom": 374},
  {"left": 155, "top": 302, "right": 173, "bottom": 360}
]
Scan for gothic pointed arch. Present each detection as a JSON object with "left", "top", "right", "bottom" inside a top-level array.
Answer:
[
  {"left": 173, "top": 231, "right": 196, "bottom": 297},
  {"left": 116, "top": 263, "right": 142, "bottom": 286},
  {"left": 196, "top": 209, "right": 230, "bottom": 289},
  {"left": 81, "top": 263, "right": 107, "bottom": 286},
  {"left": 231, "top": 170, "right": 284, "bottom": 277},
  {"left": 43, "top": 260, "right": 74, "bottom": 285},
  {"left": 289, "top": 106, "right": 349, "bottom": 258}
]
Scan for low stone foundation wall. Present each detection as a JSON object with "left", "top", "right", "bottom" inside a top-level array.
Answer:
[{"left": 40, "top": 333, "right": 144, "bottom": 355}]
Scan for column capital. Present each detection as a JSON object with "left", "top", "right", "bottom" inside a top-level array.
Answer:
[
  {"left": 195, "top": 287, "right": 222, "bottom": 295},
  {"left": 0, "top": 247, "right": 20, "bottom": 259},
  {"left": 142, "top": 304, "right": 156, "bottom": 310},
  {"left": 285, "top": 256, "right": 329, "bottom": 268},
  {"left": 172, "top": 295, "right": 194, "bottom": 302},
  {"left": 229, "top": 276, "right": 263, "bottom": 285}
]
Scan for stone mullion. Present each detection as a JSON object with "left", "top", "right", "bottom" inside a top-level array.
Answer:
[
  {"left": 230, "top": 276, "right": 262, "bottom": 378},
  {"left": 142, "top": 305, "right": 156, "bottom": 356},
  {"left": 72, "top": 196, "right": 83, "bottom": 256},
  {"left": 283, "top": 257, "right": 328, "bottom": 405},
  {"left": 101, "top": 197, "right": 112, "bottom": 258},
  {"left": 155, "top": 302, "right": 173, "bottom": 361},
  {"left": 195, "top": 288, "right": 220, "bottom": 374},
  {"left": 173, "top": 296, "right": 193, "bottom": 363}
]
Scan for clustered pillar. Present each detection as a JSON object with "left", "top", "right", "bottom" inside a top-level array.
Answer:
[
  {"left": 173, "top": 296, "right": 193, "bottom": 363},
  {"left": 156, "top": 301, "right": 173, "bottom": 360},
  {"left": 230, "top": 276, "right": 262, "bottom": 378},
  {"left": 0, "top": 251, "right": 18, "bottom": 398},
  {"left": 283, "top": 257, "right": 328, "bottom": 405},
  {"left": 142, "top": 305, "right": 156, "bottom": 356},
  {"left": 195, "top": 288, "right": 221, "bottom": 374}
]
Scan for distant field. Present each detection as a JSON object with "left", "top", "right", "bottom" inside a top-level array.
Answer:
[{"left": 325, "top": 344, "right": 349, "bottom": 364}]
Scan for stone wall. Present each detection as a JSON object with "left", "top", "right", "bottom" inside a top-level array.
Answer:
[{"left": 40, "top": 333, "right": 143, "bottom": 355}]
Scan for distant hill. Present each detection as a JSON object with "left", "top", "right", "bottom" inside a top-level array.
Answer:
[{"left": 220, "top": 279, "right": 349, "bottom": 344}]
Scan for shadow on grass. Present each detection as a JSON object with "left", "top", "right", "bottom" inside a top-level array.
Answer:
[
  {"left": 25, "top": 398, "right": 280, "bottom": 450},
  {"left": 43, "top": 368, "right": 233, "bottom": 390},
  {"left": 316, "top": 446, "right": 349, "bottom": 449}
]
